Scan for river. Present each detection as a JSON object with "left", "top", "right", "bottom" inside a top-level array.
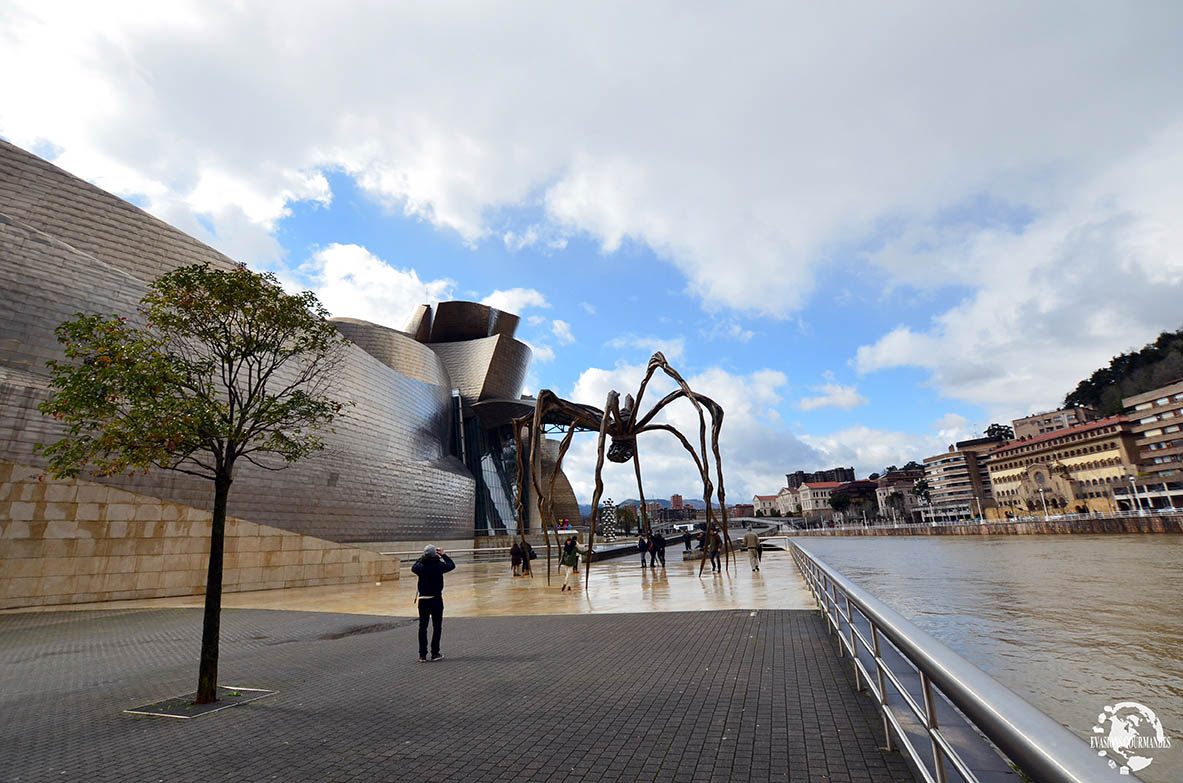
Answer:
[{"left": 794, "top": 535, "right": 1182, "bottom": 783}]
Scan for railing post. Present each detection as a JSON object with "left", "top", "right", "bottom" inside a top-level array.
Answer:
[
  {"left": 920, "top": 672, "right": 948, "bottom": 783},
  {"left": 871, "top": 625, "right": 893, "bottom": 752},
  {"left": 845, "top": 594, "right": 863, "bottom": 691}
]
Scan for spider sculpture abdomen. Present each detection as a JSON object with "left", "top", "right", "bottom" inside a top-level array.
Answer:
[{"left": 607, "top": 436, "right": 636, "bottom": 463}]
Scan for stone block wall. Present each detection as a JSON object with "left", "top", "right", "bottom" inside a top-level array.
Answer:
[{"left": 0, "top": 461, "right": 399, "bottom": 610}]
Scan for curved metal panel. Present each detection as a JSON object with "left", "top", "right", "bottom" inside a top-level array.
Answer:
[
  {"left": 429, "top": 334, "right": 531, "bottom": 404},
  {"left": 0, "top": 141, "right": 477, "bottom": 544},
  {"left": 403, "top": 304, "right": 433, "bottom": 343},
  {"left": 429, "top": 300, "right": 520, "bottom": 342},
  {"left": 330, "top": 317, "right": 450, "bottom": 387}
]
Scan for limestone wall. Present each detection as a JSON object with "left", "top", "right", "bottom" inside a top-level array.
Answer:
[{"left": 0, "top": 461, "right": 398, "bottom": 610}]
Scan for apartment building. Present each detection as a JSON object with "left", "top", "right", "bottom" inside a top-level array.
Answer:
[
  {"left": 875, "top": 468, "right": 924, "bottom": 522},
  {"left": 1012, "top": 406, "right": 1100, "bottom": 439},
  {"left": 987, "top": 416, "right": 1137, "bottom": 516},
  {"left": 785, "top": 467, "right": 855, "bottom": 489},
  {"left": 921, "top": 437, "right": 1003, "bottom": 522},
  {"left": 1121, "top": 379, "right": 1183, "bottom": 510}
]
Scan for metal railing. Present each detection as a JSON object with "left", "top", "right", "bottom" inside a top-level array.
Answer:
[{"left": 788, "top": 540, "right": 1135, "bottom": 783}]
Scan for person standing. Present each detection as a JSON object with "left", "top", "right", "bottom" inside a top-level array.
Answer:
[
  {"left": 653, "top": 531, "right": 667, "bottom": 567},
  {"left": 559, "top": 536, "right": 586, "bottom": 591},
  {"left": 706, "top": 527, "right": 722, "bottom": 573},
  {"left": 412, "top": 545, "right": 456, "bottom": 662},
  {"left": 743, "top": 528, "right": 761, "bottom": 572},
  {"left": 637, "top": 534, "right": 648, "bottom": 567},
  {"left": 510, "top": 541, "right": 523, "bottom": 577},
  {"left": 521, "top": 541, "right": 535, "bottom": 578},
  {"left": 647, "top": 534, "right": 658, "bottom": 568},
  {"left": 682, "top": 530, "right": 692, "bottom": 552}
]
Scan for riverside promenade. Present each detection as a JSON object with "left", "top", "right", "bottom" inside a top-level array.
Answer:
[{"left": 0, "top": 552, "right": 916, "bottom": 782}]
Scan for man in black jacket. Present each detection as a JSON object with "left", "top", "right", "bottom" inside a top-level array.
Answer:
[{"left": 412, "top": 545, "right": 456, "bottom": 662}]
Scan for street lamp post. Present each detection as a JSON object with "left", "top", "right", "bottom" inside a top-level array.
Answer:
[
  {"left": 1129, "top": 476, "right": 1144, "bottom": 515},
  {"left": 1038, "top": 487, "right": 1049, "bottom": 518}
]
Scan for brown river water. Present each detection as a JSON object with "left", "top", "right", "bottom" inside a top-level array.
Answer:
[{"left": 794, "top": 535, "right": 1182, "bottom": 783}]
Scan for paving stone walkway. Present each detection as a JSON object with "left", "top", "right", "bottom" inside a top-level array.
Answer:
[{"left": 0, "top": 608, "right": 915, "bottom": 782}]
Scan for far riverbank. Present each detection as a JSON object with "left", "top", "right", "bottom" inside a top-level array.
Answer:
[{"left": 792, "top": 511, "right": 1182, "bottom": 536}]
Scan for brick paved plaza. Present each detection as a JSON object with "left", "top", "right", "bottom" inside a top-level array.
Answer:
[{"left": 0, "top": 605, "right": 914, "bottom": 782}]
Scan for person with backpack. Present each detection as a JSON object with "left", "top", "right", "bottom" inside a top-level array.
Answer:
[
  {"left": 559, "top": 535, "right": 586, "bottom": 591},
  {"left": 637, "top": 534, "right": 648, "bottom": 567},
  {"left": 411, "top": 545, "right": 456, "bottom": 662}
]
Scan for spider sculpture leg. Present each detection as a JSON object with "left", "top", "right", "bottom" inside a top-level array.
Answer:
[{"left": 584, "top": 391, "right": 617, "bottom": 589}]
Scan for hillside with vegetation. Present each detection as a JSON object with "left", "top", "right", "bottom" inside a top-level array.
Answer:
[{"left": 1063, "top": 328, "right": 1183, "bottom": 414}]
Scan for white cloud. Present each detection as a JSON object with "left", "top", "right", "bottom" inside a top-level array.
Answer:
[
  {"left": 526, "top": 342, "right": 555, "bottom": 363},
  {"left": 856, "top": 124, "right": 1183, "bottom": 419},
  {"left": 480, "top": 288, "right": 550, "bottom": 315},
  {"left": 551, "top": 319, "right": 575, "bottom": 345},
  {"left": 561, "top": 362, "right": 817, "bottom": 504},
  {"left": 798, "top": 382, "right": 868, "bottom": 411},
  {"left": 4, "top": 0, "right": 1180, "bottom": 333},
  {"left": 527, "top": 315, "right": 546, "bottom": 326},
  {"left": 301, "top": 243, "right": 454, "bottom": 330},
  {"left": 502, "top": 225, "right": 539, "bottom": 251},
  {"left": 605, "top": 334, "right": 686, "bottom": 362},
  {"left": 700, "top": 320, "right": 756, "bottom": 343},
  {"left": 799, "top": 427, "right": 946, "bottom": 478},
  {"left": 579, "top": 302, "right": 596, "bottom": 315},
  {"left": 5, "top": 1, "right": 1183, "bottom": 421}
]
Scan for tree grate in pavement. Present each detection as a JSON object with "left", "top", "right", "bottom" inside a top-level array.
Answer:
[{"left": 124, "top": 685, "right": 278, "bottom": 719}]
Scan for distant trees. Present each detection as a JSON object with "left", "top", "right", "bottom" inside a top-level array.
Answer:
[
  {"left": 902, "top": 460, "right": 923, "bottom": 471},
  {"left": 828, "top": 492, "right": 852, "bottom": 514},
  {"left": 868, "top": 472, "right": 880, "bottom": 480},
  {"left": 912, "top": 479, "right": 931, "bottom": 503},
  {"left": 617, "top": 506, "right": 636, "bottom": 535},
  {"left": 1063, "top": 328, "right": 1183, "bottom": 414},
  {"left": 984, "top": 423, "right": 1014, "bottom": 440}
]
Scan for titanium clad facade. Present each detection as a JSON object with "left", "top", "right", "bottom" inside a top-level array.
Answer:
[{"left": 0, "top": 140, "right": 475, "bottom": 543}]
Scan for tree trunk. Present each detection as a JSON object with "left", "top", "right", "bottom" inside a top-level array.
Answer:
[{"left": 195, "top": 472, "right": 232, "bottom": 704}]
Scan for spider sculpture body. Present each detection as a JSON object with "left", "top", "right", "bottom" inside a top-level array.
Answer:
[{"left": 513, "top": 352, "right": 729, "bottom": 585}]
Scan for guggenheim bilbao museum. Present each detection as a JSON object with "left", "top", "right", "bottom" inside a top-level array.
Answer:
[{"left": 0, "top": 139, "right": 579, "bottom": 608}]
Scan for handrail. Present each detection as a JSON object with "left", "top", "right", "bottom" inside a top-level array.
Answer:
[{"left": 789, "top": 540, "right": 1135, "bottom": 783}]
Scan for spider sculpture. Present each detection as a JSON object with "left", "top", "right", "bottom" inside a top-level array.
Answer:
[{"left": 512, "top": 352, "right": 729, "bottom": 586}]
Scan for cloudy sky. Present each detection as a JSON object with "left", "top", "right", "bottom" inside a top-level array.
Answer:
[{"left": 3, "top": 1, "right": 1181, "bottom": 504}]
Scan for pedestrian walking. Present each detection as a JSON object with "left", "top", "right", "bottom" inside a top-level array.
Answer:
[
  {"left": 559, "top": 536, "right": 586, "bottom": 591},
  {"left": 510, "top": 540, "right": 523, "bottom": 577},
  {"left": 647, "top": 534, "right": 658, "bottom": 567},
  {"left": 743, "top": 529, "right": 761, "bottom": 571},
  {"left": 637, "top": 534, "right": 648, "bottom": 567},
  {"left": 653, "top": 532, "right": 667, "bottom": 567},
  {"left": 522, "top": 541, "right": 535, "bottom": 578},
  {"left": 412, "top": 545, "right": 455, "bottom": 662},
  {"left": 682, "top": 530, "right": 692, "bottom": 551},
  {"left": 706, "top": 527, "right": 722, "bottom": 573}
]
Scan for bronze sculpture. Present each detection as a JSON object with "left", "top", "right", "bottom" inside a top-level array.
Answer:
[{"left": 512, "top": 352, "right": 729, "bottom": 586}]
